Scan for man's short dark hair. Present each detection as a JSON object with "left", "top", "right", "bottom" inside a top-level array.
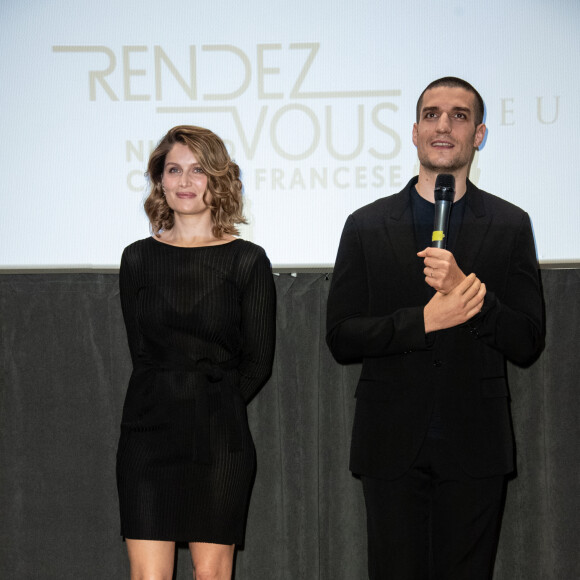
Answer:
[{"left": 416, "top": 77, "right": 485, "bottom": 126}]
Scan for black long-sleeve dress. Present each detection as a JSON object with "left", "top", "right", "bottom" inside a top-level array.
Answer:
[{"left": 116, "top": 237, "right": 276, "bottom": 544}]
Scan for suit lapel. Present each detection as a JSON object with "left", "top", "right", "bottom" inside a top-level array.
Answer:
[
  {"left": 383, "top": 178, "right": 431, "bottom": 299},
  {"left": 379, "top": 179, "right": 493, "bottom": 299},
  {"left": 453, "top": 181, "right": 491, "bottom": 274}
]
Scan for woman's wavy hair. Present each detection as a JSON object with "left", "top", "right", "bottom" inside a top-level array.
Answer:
[{"left": 144, "top": 125, "right": 246, "bottom": 238}]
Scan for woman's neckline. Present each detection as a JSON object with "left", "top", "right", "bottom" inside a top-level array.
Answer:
[{"left": 148, "top": 236, "right": 241, "bottom": 249}]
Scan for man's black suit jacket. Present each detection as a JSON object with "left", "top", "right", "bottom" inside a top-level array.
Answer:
[{"left": 326, "top": 177, "right": 543, "bottom": 480}]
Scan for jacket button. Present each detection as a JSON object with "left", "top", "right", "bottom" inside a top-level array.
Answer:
[{"left": 433, "top": 360, "right": 442, "bottom": 367}]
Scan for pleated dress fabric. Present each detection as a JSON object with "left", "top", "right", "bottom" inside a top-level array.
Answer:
[{"left": 116, "top": 237, "right": 276, "bottom": 544}]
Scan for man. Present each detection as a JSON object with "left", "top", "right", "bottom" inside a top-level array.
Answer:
[{"left": 326, "top": 77, "right": 543, "bottom": 579}]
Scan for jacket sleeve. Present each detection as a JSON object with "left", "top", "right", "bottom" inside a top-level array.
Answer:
[
  {"left": 238, "top": 249, "right": 277, "bottom": 402},
  {"left": 467, "top": 212, "right": 544, "bottom": 366},
  {"left": 326, "top": 214, "right": 430, "bottom": 364}
]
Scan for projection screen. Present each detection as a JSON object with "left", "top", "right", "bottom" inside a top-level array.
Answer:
[{"left": 1, "top": 0, "right": 578, "bottom": 269}]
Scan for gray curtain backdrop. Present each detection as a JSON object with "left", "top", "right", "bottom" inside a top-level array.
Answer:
[{"left": 0, "top": 269, "right": 578, "bottom": 579}]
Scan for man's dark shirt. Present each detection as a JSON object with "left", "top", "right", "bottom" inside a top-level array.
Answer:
[{"left": 410, "top": 186, "right": 466, "bottom": 439}]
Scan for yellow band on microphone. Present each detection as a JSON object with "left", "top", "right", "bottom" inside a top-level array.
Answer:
[{"left": 432, "top": 231, "right": 445, "bottom": 242}]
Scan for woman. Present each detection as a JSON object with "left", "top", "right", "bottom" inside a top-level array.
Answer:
[{"left": 116, "top": 125, "right": 276, "bottom": 579}]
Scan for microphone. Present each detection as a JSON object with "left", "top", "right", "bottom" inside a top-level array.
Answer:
[{"left": 432, "top": 174, "right": 456, "bottom": 249}]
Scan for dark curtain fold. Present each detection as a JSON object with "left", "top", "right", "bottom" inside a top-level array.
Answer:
[{"left": 0, "top": 270, "right": 578, "bottom": 579}]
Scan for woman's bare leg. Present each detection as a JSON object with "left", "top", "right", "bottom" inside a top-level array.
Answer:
[
  {"left": 126, "top": 539, "right": 176, "bottom": 580},
  {"left": 189, "top": 542, "right": 235, "bottom": 580}
]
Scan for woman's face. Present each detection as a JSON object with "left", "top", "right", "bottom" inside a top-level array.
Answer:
[{"left": 161, "top": 143, "right": 210, "bottom": 217}]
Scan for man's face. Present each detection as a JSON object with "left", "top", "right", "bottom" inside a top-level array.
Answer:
[{"left": 412, "top": 86, "right": 486, "bottom": 174}]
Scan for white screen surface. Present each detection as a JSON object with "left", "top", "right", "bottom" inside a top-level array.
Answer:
[{"left": 1, "top": 0, "right": 578, "bottom": 268}]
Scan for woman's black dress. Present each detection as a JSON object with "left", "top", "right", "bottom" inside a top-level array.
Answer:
[{"left": 116, "top": 237, "right": 276, "bottom": 544}]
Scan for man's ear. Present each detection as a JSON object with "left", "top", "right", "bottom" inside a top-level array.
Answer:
[{"left": 474, "top": 123, "right": 486, "bottom": 149}]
